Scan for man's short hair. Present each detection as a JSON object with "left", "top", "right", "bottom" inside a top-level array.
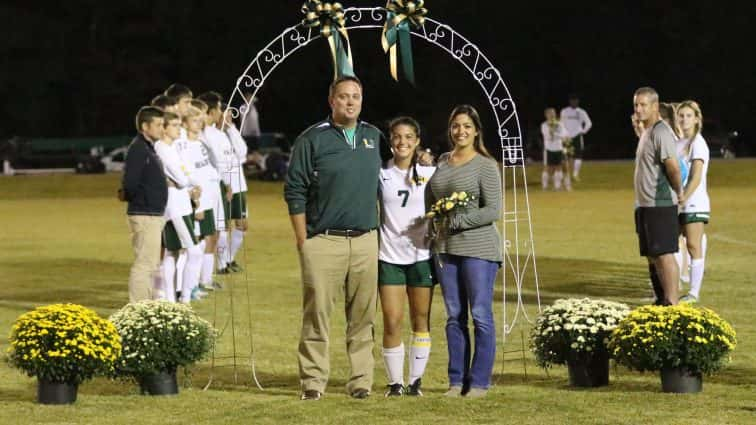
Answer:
[
  {"left": 197, "top": 92, "right": 223, "bottom": 111},
  {"left": 135, "top": 106, "right": 164, "bottom": 132},
  {"left": 634, "top": 87, "right": 659, "bottom": 104},
  {"left": 151, "top": 94, "right": 176, "bottom": 110},
  {"left": 182, "top": 105, "right": 203, "bottom": 123},
  {"left": 163, "top": 111, "right": 180, "bottom": 123},
  {"left": 165, "top": 83, "right": 193, "bottom": 100},
  {"left": 190, "top": 98, "right": 208, "bottom": 112},
  {"left": 328, "top": 75, "right": 362, "bottom": 98}
]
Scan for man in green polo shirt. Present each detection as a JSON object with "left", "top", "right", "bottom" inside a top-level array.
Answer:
[{"left": 284, "top": 76, "right": 383, "bottom": 400}]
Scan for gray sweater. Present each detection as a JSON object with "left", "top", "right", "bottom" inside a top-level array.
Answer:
[{"left": 426, "top": 153, "right": 502, "bottom": 263}]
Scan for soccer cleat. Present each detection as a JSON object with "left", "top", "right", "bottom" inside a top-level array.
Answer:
[
  {"left": 300, "top": 390, "right": 322, "bottom": 401},
  {"left": 198, "top": 283, "right": 215, "bottom": 292},
  {"left": 384, "top": 383, "right": 404, "bottom": 397},
  {"left": 216, "top": 267, "right": 230, "bottom": 275},
  {"left": 679, "top": 294, "right": 698, "bottom": 304},
  {"left": 190, "top": 287, "right": 208, "bottom": 301},
  {"left": 227, "top": 261, "right": 243, "bottom": 272},
  {"left": 406, "top": 378, "right": 423, "bottom": 396},
  {"left": 212, "top": 281, "right": 224, "bottom": 290},
  {"left": 350, "top": 388, "right": 370, "bottom": 399}
]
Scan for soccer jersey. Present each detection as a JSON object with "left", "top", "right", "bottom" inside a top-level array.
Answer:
[
  {"left": 225, "top": 125, "right": 249, "bottom": 194},
  {"left": 202, "top": 124, "right": 237, "bottom": 186},
  {"left": 677, "top": 133, "right": 710, "bottom": 213},
  {"left": 541, "top": 121, "right": 568, "bottom": 152},
  {"left": 634, "top": 120, "right": 678, "bottom": 207},
  {"left": 175, "top": 137, "right": 220, "bottom": 213},
  {"left": 378, "top": 161, "right": 435, "bottom": 264},
  {"left": 559, "top": 106, "right": 592, "bottom": 138},
  {"left": 154, "top": 140, "right": 198, "bottom": 219}
]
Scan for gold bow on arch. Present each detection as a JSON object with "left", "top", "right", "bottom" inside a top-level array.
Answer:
[
  {"left": 302, "top": 1, "right": 355, "bottom": 79},
  {"left": 381, "top": 0, "right": 427, "bottom": 85}
]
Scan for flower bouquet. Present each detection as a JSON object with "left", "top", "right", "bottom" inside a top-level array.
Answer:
[
  {"left": 425, "top": 191, "right": 475, "bottom": 219},
  {"left": 109, "top": 300, "right": 215, "bottom": 395},
  {"left": 531, "top": 298, "right": 630, "bottom": 387},
  {"left": 608, "top": 304, "right": 736, "bottom": 392},
  {"left": 7, "top": 303, "right": 121, "bottom": 404}
]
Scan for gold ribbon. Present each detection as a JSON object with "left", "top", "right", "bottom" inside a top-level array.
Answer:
[{"left": 302, "top": 1, "right": 354, "bottom": 79}]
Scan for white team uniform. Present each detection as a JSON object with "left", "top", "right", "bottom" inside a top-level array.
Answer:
[
  {"left": 225, "top": 125, "right": 249, "bottom": 194},
  {"left": 559, "top": 106, "right": 592, "bottom": 139},
  {"left": 378, "top": 161, "right": 435, "bottom": 265},
  {"left": 155, "top": 140, "right": 199, "bottom": 249},
  {"left": 541, "top": 121, "right": 567, "bottom": 153},
  {"left": 175, "top": 137, "right": 222, "bottom": 221},
  {"left": 677, "top": 133, "right": 710, "bottom": 214}
]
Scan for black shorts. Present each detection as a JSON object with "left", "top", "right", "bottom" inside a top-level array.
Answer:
[
  {"left": 634, "top": 206, "right": 679, "bottom": 257},
  {"left": 572, "top": 134, "right": 584, "bottom": 158}
]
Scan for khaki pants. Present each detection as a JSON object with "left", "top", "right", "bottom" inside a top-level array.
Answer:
[
  {"left": 298, "top": 231, "right": 378, "bottom": 394},
  {"left": 127, "top": 215, "right": 165, "bottom": 302}
]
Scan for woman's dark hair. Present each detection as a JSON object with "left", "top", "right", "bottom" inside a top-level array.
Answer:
[
  {"left": 447, "top": 104, "right": 492, "bottom": 158},
  {"left": 389, "top": 116, "right": 424, "bottom": 185}
]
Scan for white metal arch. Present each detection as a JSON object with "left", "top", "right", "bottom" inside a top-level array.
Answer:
[{"left": 220, "top": 7, "right": 540, "bottom": 386}]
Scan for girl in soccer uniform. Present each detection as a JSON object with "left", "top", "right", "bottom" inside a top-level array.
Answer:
[
  {"left": 540, "top": 107, "right": 569, "bottom": 191},
  {"left": 676, "top": 100, "right": 710, "bottom": 303},
  {"left": 176, "top": 105, "right": 222, "bottom": 301},
  {"left": 154, "top": 112, "right": 204, "bottom": 303},
  {"left": 379, "top": 117, "right": 436, "bottom": 397}
]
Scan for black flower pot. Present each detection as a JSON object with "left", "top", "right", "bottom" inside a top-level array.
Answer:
[
  {"left": 37, "top": 379, "right": 78, "bottom": 404},
  {"left": 567, "top": 351, "right": 610, "bottom": 388},
  {"left": 139, "top": 369, "right": 178, "bottom": 396},
  {"left": 660, "top": 367, "right": 702, "bottom": 393}
]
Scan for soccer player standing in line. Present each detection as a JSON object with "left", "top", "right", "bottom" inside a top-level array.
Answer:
[
  {"left": 632, "top": 87, "right": 683, "bottom": 306},
  {"left": 676, "top": 100, "right": 710, "bottom": 303},
  {"left": 540, "top": 107, "right": 569, "bottom": 191},
  {"left": 378, "top": 117, "right": 436, "bottom": 397},
  {"left": 560, "top": 94, "right": 592, "bottom": 182}
]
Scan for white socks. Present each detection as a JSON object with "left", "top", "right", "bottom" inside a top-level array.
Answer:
[
  {"left": 382, "top": 343, "right": 405, "bottom": 386},
  {"left": 554, "top": 171, "right": 563, "bottom": 190},
  {"left": 217, "top": 231, "right": 229, "bottom": 270},
  {"left": 230, "top": 229, "right": 245, "bottom": 261},
  {"left": 181, "top": 244, "right": 203, "bottom": 302},
  {"left": 573, "top": 159, "right": 582, "bottom": 177},
  {"left": 689, "top": 259, "right": 704, "bottom": 299},
  {"left": 161, "top": 254, "right": 176, "bottom": 302},
  {"left": 176, "top": 251, "right": 187, "bottom": 293},
  {"left": 541, "top": 170, "right": 549, "bottom": 190},
  {"left": 200, "top": 253, "right": 215, "bottom": 286},
  {"left": 408, "top": 332, "right": 431, "bottom": 386}
]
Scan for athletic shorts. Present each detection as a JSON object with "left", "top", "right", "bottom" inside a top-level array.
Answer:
[
  {"left": 163, "top": 215, "right": 197, "bottom": 251},
  {"left": 378, "top": 260, "right": 435, "bottom": 287},
  {"left": 634, "top": 206, "right": 679, "bottom": 257},
  {"left": 571, "top": 134, "right": 584, "bottom": 158},
  {"left": 546, "top": 150, "right": 563, "bottom": 166},
  {"left": 231, "top": 191, "right": 248, "bottom": 219},
  {"left": 679, "top": 212, "right": 709, "bottom": 225},
  {"left": 197, "top": 208, "right": 216, "bottom": 237}
]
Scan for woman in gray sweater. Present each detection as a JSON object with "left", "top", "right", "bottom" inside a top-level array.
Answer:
[{"left": 426, "top": 105, "right": 502, "bottom": 398}]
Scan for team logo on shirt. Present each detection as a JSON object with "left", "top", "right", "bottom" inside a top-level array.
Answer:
[{"left": 363, "top": 138, "right": 375, "bottom": 149}]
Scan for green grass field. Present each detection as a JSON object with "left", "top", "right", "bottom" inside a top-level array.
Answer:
[{"left": 1, "top": 160, "right": 755, "bottom": 424}]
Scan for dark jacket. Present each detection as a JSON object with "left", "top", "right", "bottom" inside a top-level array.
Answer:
[
  {"left": 122, "top": 133, "right": 168, "bottom": 216},
  {"left": 284, "top": 117, "right": 385, "bottom": 238}
]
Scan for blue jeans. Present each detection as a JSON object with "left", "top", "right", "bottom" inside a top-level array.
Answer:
[{"left": 435, "top": 254, "right": 498, "bottom": 389}]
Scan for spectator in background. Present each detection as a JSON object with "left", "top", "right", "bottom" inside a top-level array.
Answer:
[
  {"left": 121, "top": 106, "right": 168, "bottom": 302},
  {"left": 632, "top": 87, "right": 682, "bottom": 306},
  {"left": 240, "top": 91, "right": 261, "bottom": 151},
  {"left": 540, "top": 107, "right": 569, "bottom": 191},
  {"left": 560, "top": 94, "right": 592, "bottom": 182}
]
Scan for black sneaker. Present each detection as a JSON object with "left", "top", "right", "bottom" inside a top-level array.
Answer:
[
  {"left": 212, "top": 281, "right": 224, "bottom": 290},
  {"left": 407, "top": 378, "right": 423, "bottom": 396},
  {"left": 350, "top": 388, "right": 370, "bottom": 399},
  {"left": 300, "top": 390, "right": 322, "bottom": 400},
  {"left": 228, "top": 261, "right": 242, "bottom": 272},
  {"left": 217, "top": 267, "right": 230, "bottom": 275},
  {"left": 384, "top": 383, "right": 404, "bottom": 397}
]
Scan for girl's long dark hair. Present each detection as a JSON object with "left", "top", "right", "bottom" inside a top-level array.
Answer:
[
  {"left": 389, "top": 116, "right": 423, "bottom": 185},
  {"left": 447, "top": 104, "right": 493, "bottom": 159}
]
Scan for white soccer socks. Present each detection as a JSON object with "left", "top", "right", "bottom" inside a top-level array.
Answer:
[
  {"left": 689, "top": 258, "right": 705, "bottom": 299},
  {"left": 554, "top": 171, "right": 563, "bottom": 190},
  {"left": 408, "top": 332, "right": 431, "bottom": 386},
  {"left": 382, "top": 343, "right": 405, "bottom": 386},
  {"left": 541, "top": 170, "right": 549, "bottom": 190},
  {"left": 160, "top": 254, "right": 176, "bottom": 302},
  {"left": 573, "top": 159, "right": 583, "bottom": 177},
  {"left": 230, "top": 229, "right": 245, "bottom": 262},
  {"left": 217, "top": 231, "right": 229, "bottom": 270},
  {"left": 182, "top": 244, "right": 203, "bottom": 303},
  {"left": 200, "top": 253, "right": 215, "bottom": 287}
]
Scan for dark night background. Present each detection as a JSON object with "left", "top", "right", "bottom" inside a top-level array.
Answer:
[{"left": 2, "top": 1, "right": 754, "bottom": 159}]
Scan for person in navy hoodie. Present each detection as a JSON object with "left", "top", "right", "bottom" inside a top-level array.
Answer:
[{"left": 121, "top": 106, "right": 168, "bottom": 302}]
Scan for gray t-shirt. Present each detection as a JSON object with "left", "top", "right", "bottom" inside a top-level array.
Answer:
[{"left": 634, "top": 120, "right": 678, "bottom": 207}]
